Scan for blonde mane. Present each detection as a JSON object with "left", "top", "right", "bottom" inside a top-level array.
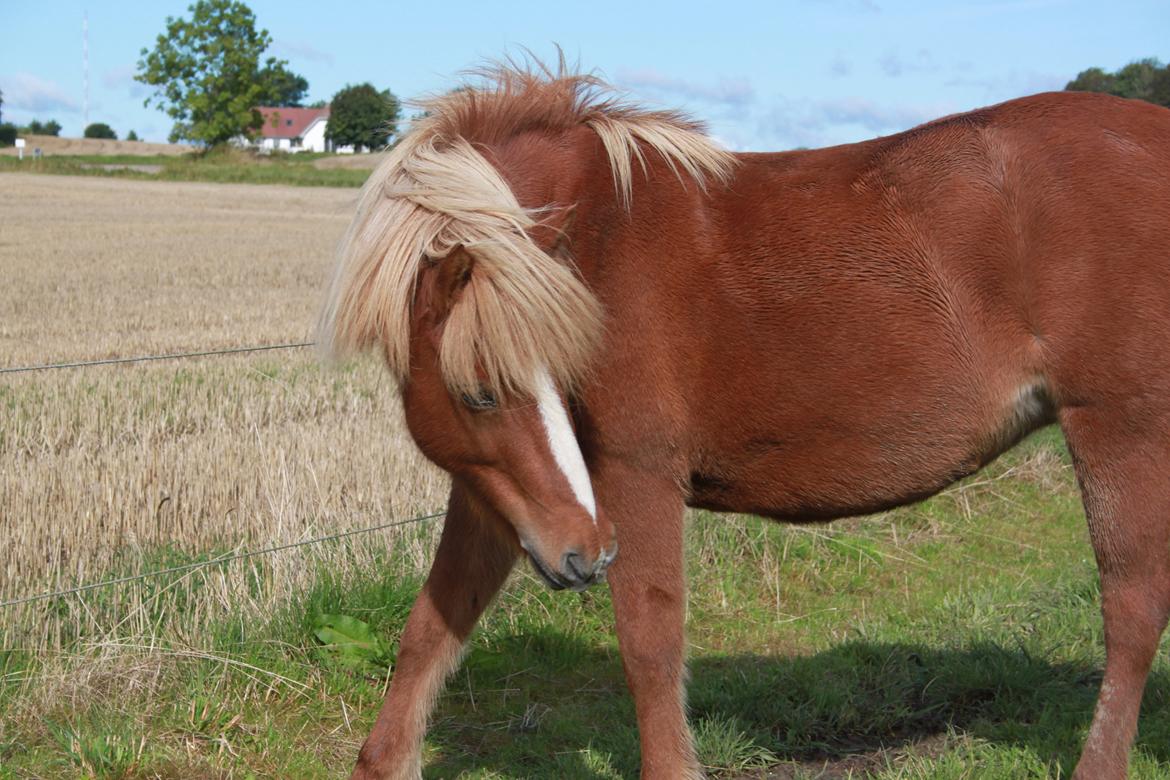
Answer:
[{"left": 317, "top": 60, "right": 736, "bottom": 398}]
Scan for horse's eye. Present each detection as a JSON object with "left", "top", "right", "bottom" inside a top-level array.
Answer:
[{"left": 460, "top": 388, "right": 498, "bottom": 411}]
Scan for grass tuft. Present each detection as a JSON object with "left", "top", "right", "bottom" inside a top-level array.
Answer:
[
  {"left": 48, "top": 720, "right": 148, "bottom": 779},
  {"left": 695, "top": 713, "right": 779, "bottom": 771}
]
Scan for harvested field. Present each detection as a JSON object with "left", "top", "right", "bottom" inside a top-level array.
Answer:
[
  {"left": 0, "top": 135, "right": 194, "bottom": 157},
  {"left": 2, "top": 174, "right": 354, "bottom": 363},
  {"left": 0, "top": 174, "right": 447, "bottom": 648}
]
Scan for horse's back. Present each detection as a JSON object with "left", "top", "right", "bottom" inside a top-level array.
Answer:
[{"left": 600, "top": 91, "right": 1170, "bottom": 520}]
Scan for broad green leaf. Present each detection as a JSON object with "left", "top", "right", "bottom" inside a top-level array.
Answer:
[{"left": 311, "top": 613, "right": 391, "bottom": 671}]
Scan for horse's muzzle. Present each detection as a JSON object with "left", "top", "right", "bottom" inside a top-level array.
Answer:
[{"left": 528, "top": 542, "right": 618, "bottom": 592}]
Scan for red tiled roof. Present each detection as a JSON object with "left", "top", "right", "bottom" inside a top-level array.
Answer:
[{"left": 255, "top": 106, "right": 330, "bottom": 139}]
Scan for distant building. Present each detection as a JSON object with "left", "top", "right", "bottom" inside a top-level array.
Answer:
[{"left": 250, "top": 106, "right": 354, "bottom": 153}]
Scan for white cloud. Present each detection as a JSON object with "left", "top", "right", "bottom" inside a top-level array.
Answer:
[
  {"left": 802, "top": 0, "right": 882, "bottom": 12},
  {"left": 949, "top": 0, "right": 1070, "bottom": 18},
  {"left": 707, "top": 133, "right": 748, "bottom": 152},
  {"left": 102, "top": 64, "right": 147, "bottom": 99},
  {"left": 616, "top": 68, "right": 755, "bottom": 107},
  {"left": 829, "top": 53, "right": 853, "bottom": 79},
  {"left": 1, "top": 72, "right": 80, "bottom": 113},
  {"left": 946, "top": 69, "right": 1067, "bottom": 99},
  {"left": 102, "top": 64, "right": 135, "bottom": 89},
  {"left": 273, "top": 39, "right": 335, "bottom": 66},
  {"left": 759, "top": 96, "right": 944, "bottom": 149},
  {"left": 879, "top": 48, "right": 935, "bottom": 78},
  {"left": 817, "top": 96, "right": 938, "bottom": 132}
]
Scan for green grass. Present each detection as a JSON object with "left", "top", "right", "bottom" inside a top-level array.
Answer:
[
  {"left": 0, "top": 148, "right": 372, "bottom": 187},
  {"left": 4, "top": 427, "right": 1170, "bottom": 778}
]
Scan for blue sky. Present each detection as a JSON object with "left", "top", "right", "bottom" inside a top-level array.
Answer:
[{"left": 1, "top": 0, "right": 1166, "bottom": 150}]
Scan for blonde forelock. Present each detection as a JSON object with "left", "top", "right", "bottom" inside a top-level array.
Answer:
[{"left": 317, "top": 59, "right": 735, "bottom": 398}]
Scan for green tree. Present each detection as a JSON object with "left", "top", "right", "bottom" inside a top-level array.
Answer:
[
  {"left": 135, "top": 0, "right": 308, "bottom": 145},
  {"left": 126, "top": 130, "right": 140, "bottom": 141},
  {"left": 1065, "top": 67, "right": 1116, "bottom": 95},
  {"left": 1113, "top": 58, "right": 1163, "bottom": 103},
  {"left": 24, "top": 119, "right": 61, "bottom": 136},
  {"left": 326, "top": 83, "right": 400, "bottom": 151},
  {"left": 258, "top": 62, "right": 308, "bottom": 106},
  {"left": 84, "top": 122, "right": 118, "bottom": 140},
  {"left": 0, "top": 88, "right": 4, "bottom": 124},
  {"left": 1153, "top": 68, "right": 1170, "bottom": 108},
  {"left": 1066, "top": 58, "right": 1170, "bottom": 108}
]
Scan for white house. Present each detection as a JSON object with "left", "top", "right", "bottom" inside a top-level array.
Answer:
[{"left": 253, "top": 106, "right": 338, "bottom": 153}]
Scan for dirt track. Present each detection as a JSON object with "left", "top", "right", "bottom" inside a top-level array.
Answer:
[{"left": 311, "top": 152, "right": 384, "bottom": 170}]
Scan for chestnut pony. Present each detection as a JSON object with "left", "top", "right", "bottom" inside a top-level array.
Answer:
[{"left": 319, "top": 62, "right": 1170, "bottom": 779}]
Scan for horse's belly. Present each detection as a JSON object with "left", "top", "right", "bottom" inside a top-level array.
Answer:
[
  {"left": 688, "top": 447, "right": 984, "bottom": 521},
  {"left": 686, "top": 381, "right": 1054, "bottom": 522}
]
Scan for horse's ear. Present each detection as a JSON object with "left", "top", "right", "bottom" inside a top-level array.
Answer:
[{"left": 427, "top": 245, "right": 475, "bottom": 322}]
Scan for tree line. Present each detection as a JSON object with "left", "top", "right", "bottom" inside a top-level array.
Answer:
[
  {"left": 133, "top": 0, "right": 399, "bottom": 150},
  {"left": 0, "top": 119, "right": 139, "bottom": 147},
  {"left": 1065, "top": 58, "right": 1170, "bottom": 108},
  {"left": 0, "top": 0, "right": 399, "bottom": 150}
]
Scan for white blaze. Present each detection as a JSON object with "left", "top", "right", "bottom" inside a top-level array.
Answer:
[{"left": 534, "top": 368, "right": 597, "bottom": 520}]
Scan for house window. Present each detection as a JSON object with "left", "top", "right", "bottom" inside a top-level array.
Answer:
[{"left": 286, "top": 119, "right": 293, "bottom": 126}]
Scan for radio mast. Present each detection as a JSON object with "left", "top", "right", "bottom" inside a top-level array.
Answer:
[{"left": 83, "top": 12, "right": 90, "bottom": 131}]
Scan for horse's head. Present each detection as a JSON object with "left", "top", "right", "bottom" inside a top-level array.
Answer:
[
  {"left": 400, "top": 245, "right": 617, "bottom": 591},
  {"left": 319, "top": 76, "right": 729, "bottom": 591}
]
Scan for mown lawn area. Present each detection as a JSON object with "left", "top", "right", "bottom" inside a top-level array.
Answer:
[{"left": 0, "top": 148, "right": 372, "bottom": 187}]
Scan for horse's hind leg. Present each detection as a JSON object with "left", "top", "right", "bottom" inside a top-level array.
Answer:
[
  {"left": 1060, "top": 404, "right": 1170, "bottom": 780},
  {"left": 351, "top": 483, "right": 517, "bottom": 780}
]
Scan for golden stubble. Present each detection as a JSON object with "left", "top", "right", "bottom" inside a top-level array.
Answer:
[{"left": 0, "top": 173, "right": 449, "bottom": 651}]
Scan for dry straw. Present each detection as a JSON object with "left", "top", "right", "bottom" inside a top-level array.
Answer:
[{"left": 0, "top": 175, "right": 450, "bottom": 654}]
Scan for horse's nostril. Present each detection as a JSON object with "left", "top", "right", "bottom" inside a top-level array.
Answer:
[{"left": 562, "top": 551, "right": 590, "bottom": 582}]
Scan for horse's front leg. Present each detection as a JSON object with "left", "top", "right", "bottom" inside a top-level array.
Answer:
[
  {"left": 351, "top": 483, "right": 518, "bottom": 780},
  {"left": 602, "top": 467, "right": 703, "bottom": 779}
]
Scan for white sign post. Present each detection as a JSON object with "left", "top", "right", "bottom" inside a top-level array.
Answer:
[{"left": 14, "top": 138, "right": 25, "bottom": 161}]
